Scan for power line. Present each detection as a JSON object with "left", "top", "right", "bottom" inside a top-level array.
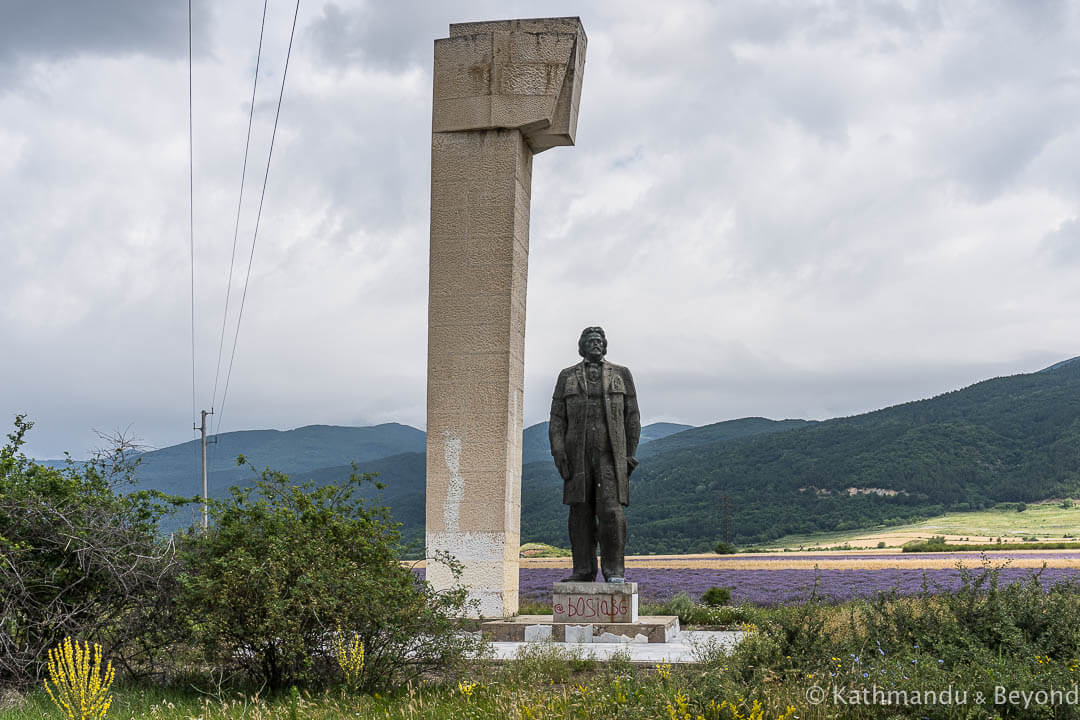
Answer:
[
  {"left": 188, "top": 0, "right": 197, "bottom": 436},
  {"left": 209, "top": 0, "right": 269, "bottom": 417},
  {"left": 215, "top": 0, "right": 301, "bottom": 438},
  {"left": 188, "top": 0, "right": 203, "bottom": 503},
  {"left": 208, "top": 0, "right": 269, "bottom": 478}
]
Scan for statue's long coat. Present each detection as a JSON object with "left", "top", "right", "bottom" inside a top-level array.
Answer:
[{"left": 549, "top": 360, "right": 641, "bottom": 506}]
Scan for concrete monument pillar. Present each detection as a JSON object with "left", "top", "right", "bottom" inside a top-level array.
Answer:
[{"left": 425, "top": 18, "right": 586, "bottom": 617}]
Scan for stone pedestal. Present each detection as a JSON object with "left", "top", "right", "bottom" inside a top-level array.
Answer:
[
  {"left": 480, "top": 615, "right": 680, "bottom": 644},
  {"left": 424, "top": 18, "right": 587, "bottom": 618},
  {"left": 553, "top": 582, "right": 638, "bottom": 623}
]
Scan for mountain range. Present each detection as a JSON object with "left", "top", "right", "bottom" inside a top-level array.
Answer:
[{"left": 41, "top": 358, "right": 1080, "bottom": 554}]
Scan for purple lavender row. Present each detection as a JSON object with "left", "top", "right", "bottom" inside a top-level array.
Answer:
[
  {"left": 632, "top": 551, "right": 1080, "bottom": 562},
  {"left": 410, "top": 566, "right": 1080, "bottom": 605},
  {"left": 518, "top": 567, "right": 1080, "bottom": 605}
]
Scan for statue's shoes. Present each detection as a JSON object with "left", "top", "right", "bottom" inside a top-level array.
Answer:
[
  {"left": 605, "top": 576, "right": 626, "bottom": 584},
  {"left": 561, "top": 572, "right": 597, "bottom": 582}
]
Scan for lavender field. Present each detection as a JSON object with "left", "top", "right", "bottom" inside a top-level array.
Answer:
[
  {"left": 518, "top": 566, "right": 1080, "bottom": 605},
  {"left": 412, "top": 564, "right": 1080, "bottom": 605}
]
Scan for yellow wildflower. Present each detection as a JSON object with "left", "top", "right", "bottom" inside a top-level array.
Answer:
[
  {"left": 44, "top": 637, "right": 115, "bottom": 720},
  {"left": 458, "top": 680, "right": 479, "bottom": 700},
  {"left": 335, "top": 626, "right": 365, "bottom": 685}
]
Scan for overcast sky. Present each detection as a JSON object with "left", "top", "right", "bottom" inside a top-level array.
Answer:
[{"left": 2, "top": 0, "right": 1079, "bottom": 460}]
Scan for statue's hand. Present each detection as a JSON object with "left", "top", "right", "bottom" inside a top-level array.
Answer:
[
  {"left": 556, "top": 458, "right": 571, "bottom": 481},
  {"left": 627, "top": 457, "right": 639, "bottom": 477}
]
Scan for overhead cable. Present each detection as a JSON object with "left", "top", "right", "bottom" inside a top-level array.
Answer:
[
  {"left": 215, "top": 0, "right": 301, "bottom": 439},
  {"left": 210, "top": 0, "right": 270, "bottom": 419}
]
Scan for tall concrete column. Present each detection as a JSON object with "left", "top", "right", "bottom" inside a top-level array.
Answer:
[{"left": 425, "top": 18, "right": 586, "bottom": 618}]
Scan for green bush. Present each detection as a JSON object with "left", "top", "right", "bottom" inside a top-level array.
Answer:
[
  {"left": 700, "top": 586, "right": 732, "bottom": 607},
  {"left": 859, "top": 563, "right": 1080, "bottom": 666},
  {"left": 0, "top": 416, "right": 182, "bottom": 689},
  {"left": 641, "top": 592, "right": 756, "bottom": 626},
  {"left": 713, "top": 540, "right": 737, "bottom": 554},
  {"left": 176, "top": 458, "right": 483, "bottom": 692}
]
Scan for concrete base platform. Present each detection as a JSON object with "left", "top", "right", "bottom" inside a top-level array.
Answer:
[
  {"left": 481, "top": 615, "right": 679, "bottom": 644},
  {"left": 486, "top": 630, "right": 747, "bottom": 663}
]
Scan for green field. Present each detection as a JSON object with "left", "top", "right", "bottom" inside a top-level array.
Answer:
[{"left": 758, "top": 500, "right": 1080, "bottom": 550}]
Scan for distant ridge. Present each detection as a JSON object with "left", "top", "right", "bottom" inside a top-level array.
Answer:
[
  {"left": 113, "top": 423, "right": 425, "bottom": 506},
  {"left": 619, "top": 360, "right": 1080, "bottom": 552},
  {"left": 1040, "top": 356, "right": 1080, "bottom": 373},
  {"left": 636, "top": 417, "right": 813, "bottom": 459},
  {"left": 40, "top": 357, "right": 1080, "bottom": 555}
]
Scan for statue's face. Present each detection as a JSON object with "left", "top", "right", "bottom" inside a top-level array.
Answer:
[{"left": 582, "top": 333, "right": 605, "bottom": 362}]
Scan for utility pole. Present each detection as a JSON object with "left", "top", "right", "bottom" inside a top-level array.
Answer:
[{"left": 195, "top": 409, "right": 213, "bottom": 530}]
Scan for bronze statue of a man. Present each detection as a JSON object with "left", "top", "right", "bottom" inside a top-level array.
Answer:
[{"left": 549, "top": 326, "right": 641, "bottom": 583}]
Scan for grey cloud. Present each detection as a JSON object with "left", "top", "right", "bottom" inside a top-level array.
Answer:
[
  {"left": 307, "top": 1, "right": 440, "bottom": 71},
  {"left": 5, "top": 0, "right": 1080, "bottom": 459},
  {"left": 937, "top": 101, "right": 1066, "bottom": 202},
  {"left": 0, "top": 0, "right": 211, "bottom": 61},
  {"left": 305, "top": 0, "right": 580, "bottom": 71},
  {"left": 1042, "top": 217, "right": 1080, "bottom": 264},
  {"left": 619, "top": 354, "right": 1067, "bottom": 428}
]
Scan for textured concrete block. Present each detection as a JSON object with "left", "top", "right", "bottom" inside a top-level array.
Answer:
[
  {"left": 450, "top": 18, "right": 584, "bottom": 37},
  {"left": 524, "top": 624, "right": 553, "bottom": 642},
  {"left": 510, "top": 32, "right": 576, "bottom": 64},
  {"left": 595, "top": 632, "right": 650, "bottom": 644},
  {"left": 564, "top": 625, "right": 594, "bottom": 643},
  {"left": 433, "top": 19, "right": 585, "bottom": 147},
  {"left": 432, "top": 96, "right": 493, "bottom": 133},
  {"left": 497, "top": 62, "right": 568, "bottom": 96},
  {"left": 479, "top": 616, "right": 679, "bottom": 644},
  {"left": 433, "top": 34, "right": 493, "bottom": 69}
]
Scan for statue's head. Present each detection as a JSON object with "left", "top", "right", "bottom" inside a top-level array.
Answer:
[{"left": 578, "top": 326, "right": 607, "bottom": 361}]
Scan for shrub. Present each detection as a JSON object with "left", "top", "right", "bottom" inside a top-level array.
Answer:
[
  {"left": 858, "top": 563, "right": 1080, "bottom": 667},
  {"left": 642, "top": 593, "right": 756, "bottom": 626},
  {"left": 176, "top": 458, "right": 482, "bottom": 692},
  {"left": 700, "top": 586, "right": 732, "bottom": 607},
  {"left": 713, "top": 541, "right": 737, "bottom": 554},
  {"left": 0, "top": 416, "right": 182, "bottom": 689}
]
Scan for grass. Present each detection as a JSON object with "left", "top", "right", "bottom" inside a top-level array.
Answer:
[
  {"left": 6, "top": 569, "right": 1080, "bottom": 719},
  {"left": 5, "top": 563, "right": 1080, "bottom": 720},
  {"left": 759, "top": 500, "right": 1080, "bottom": 551},
  {"left": 519, "top": 543, "right": 572, "bottom": 558},
  {"left": 0, "top": 652, "right": 765, "bottom": 720}
]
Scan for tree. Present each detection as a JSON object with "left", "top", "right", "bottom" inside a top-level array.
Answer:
[
  {"left": 0, "top": 416, "right": 182, "bottom": 688},
  {"left": 176, "top": 458, "right": 482, "bottom": 692}
]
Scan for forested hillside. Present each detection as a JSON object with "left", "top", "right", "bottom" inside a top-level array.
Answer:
[
  {"left": 619, "top": 359, "right": 1080, "bottom": 552},
  {"left": 73, "top": 359, "right": 1080, "bottom": 554}
]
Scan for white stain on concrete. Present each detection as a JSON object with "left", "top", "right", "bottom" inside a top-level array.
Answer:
[
  {"left": 426, "top": 529, "right": 508, "bottom": 617},
  {"left": 442, "top": 431, "right": 463, "bottom": 533},
  {"left": 506, "top": 389, "right": 521, "bottom": 525}
]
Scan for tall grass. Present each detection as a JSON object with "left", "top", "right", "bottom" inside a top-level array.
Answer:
[{"left": 5, "top": 566, "right": 1078, "bottom": 719}]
